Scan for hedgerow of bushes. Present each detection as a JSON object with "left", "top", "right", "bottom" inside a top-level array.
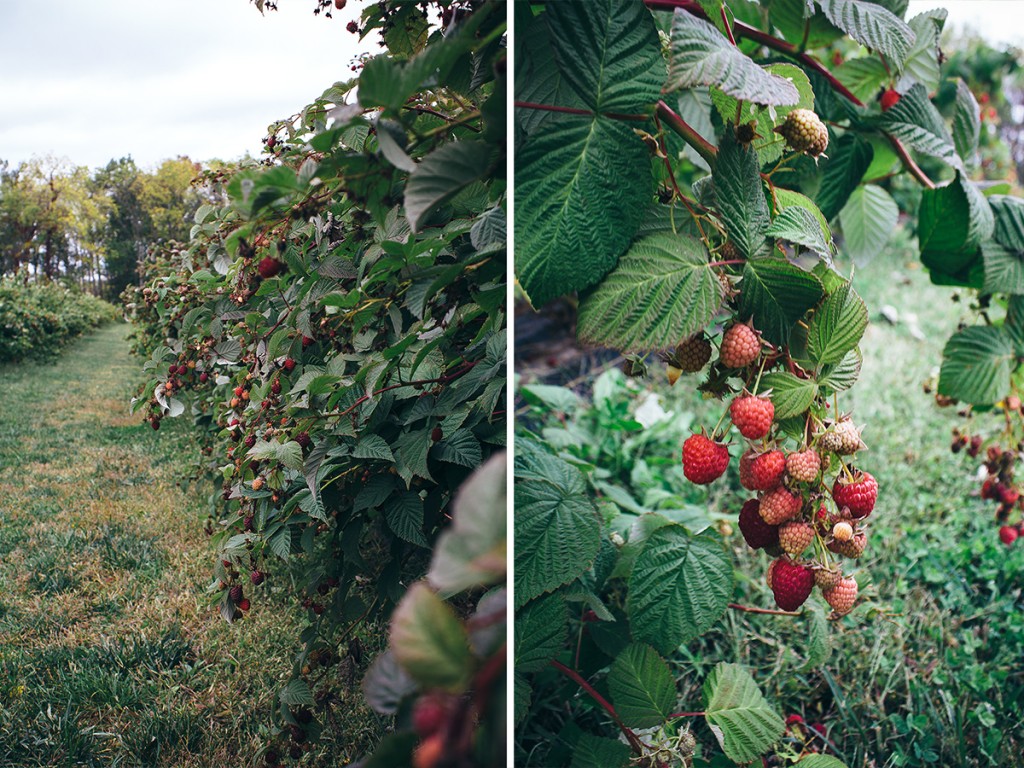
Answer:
[{"left": 0, "top": 276, "right": 119, "bottom": 362}]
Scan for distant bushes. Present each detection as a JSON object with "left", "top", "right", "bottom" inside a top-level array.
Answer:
[{"left": 0, "top": 277, "right": 119, "bottom": 362}]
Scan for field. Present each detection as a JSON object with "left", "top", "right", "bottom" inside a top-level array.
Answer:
[{"left": 0, "top": 324, "right": 383, "bottom": 767}]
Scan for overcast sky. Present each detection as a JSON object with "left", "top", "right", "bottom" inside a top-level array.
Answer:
[
  {"left": 0, "top": 0, "right": 370, "bottom": 172},
  {"left": 907, "top": 0, "right": 1024, "bottom": 47}
]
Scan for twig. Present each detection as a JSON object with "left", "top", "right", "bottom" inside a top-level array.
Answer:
[
  {"left": 656, "top": 99, "right": 718, "bottom": 167},
  {"left": 551, "top": 660, "right": 645, "bottom": 754},
  {"left": 729, "top": 602, "right": 802, "bottom": 617},
  {"left": 887, "top": 133, "right": 937, "bottom": 190}
]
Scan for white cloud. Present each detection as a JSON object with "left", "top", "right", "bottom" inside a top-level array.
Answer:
[{"left": 0, "top": 0, "right": 371, "bottom": 170}]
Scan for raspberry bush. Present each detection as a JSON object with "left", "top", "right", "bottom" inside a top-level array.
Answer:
[
  {"left": 125, "top": 2, "right": 506, "bottom": 765},
  {"left": 514, "top": 1, "right": 1018, "bottom": 765}
]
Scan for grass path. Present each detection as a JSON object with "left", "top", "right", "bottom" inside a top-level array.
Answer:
[{"left": 0, "top": 324, "right": 376, "bottom": 766}]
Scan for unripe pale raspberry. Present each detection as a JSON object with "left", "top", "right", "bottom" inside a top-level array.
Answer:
[
  {"left": 828, "top": 531, "right": 867, "bottom": 558},
  {"left": 770, "top": 558, "right": 814, "bottom": 611},
  {"left": 739, "top": 499, "right": 779, "bottom": 550},
  {"left": 682, "top": 433, "right": 730, "bottom": 484},
  {"left": 775, "top": 109, "right": 829, "bottom": 157},
  {"left": 786, "top": 450, "right": 821, "bottom": 483},
  {"left": 819, "top": 419, "right": 865, "bottom": 455},
  {"left": 759, "top": 486, "right": 802, "bottom": 525},
  {"left": 719, "top": 323, "right": 760, "bottom": 369},
  {"left": 832, "top": 521, "right": 854, "bottom": 542},
  {"left": 730, "top": 394, "right": 774, "bottom": 439},
  {"left": 779, "top": 520, "right": 814, "bottom": 557},
  {"left": 823, "top": 576, "right": 858, "bottom": 615},
  {"left": 676, "top": 335, "right": 712, "bottom": 373},
  {"left": 814, "top": 567, "right": 842, "bottom": 591}
]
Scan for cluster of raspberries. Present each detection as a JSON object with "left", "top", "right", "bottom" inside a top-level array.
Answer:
[{"left": 678, "top": 325, "right": 875, "bottom": 617}]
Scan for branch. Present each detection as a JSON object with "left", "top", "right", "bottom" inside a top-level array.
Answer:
[
  {"left": 728, "top": 602, "right": 802, "bottom": 617},
  {"left": 887, "top": 133, "right": 937, "bottom": 190},
  {"left": 513, "top": 100, "right": 650, "bottom": 122},
  {"left": 551, "top": 660, "right": 645, "bottom": 754},
  {"left": 656, "top": 100, "right": 718, "bottom": 167}
]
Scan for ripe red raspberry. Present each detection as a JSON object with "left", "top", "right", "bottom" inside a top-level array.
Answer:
[
  {"left": 832, "top": 471, "right": 878, "bottom": 518},
  {"left": 828, "top": 531, "right": 867, "bottom": 558},
  {"left": 413, "top": 693, "right": 449, "bottom": 738},
  {"left": 823, "top": 576, "right": 858, "bottom": 615},
  {"left": 765, "top": 558, "right": 780, "bottom": 589},
  {"left": 295, "top": 432, "right": 311, "bottom": 448},
  {"left": 880, "top": 89, "right": 901, "bottom": 111},
  {"left": 739, "top": 499, "right": 779, "bottom": 550},
  {"left": 676, "top": 335, "right": 712, "bottom": 373},
  {"left": 999, "top": 525, "right": 1019, "bottom": 545},
  {"left": 786, "top": 450, "right": 820, "bottom": 483},
  {"left": 229, "top": 585, "right": 243, "bottom": 602},
  {"left": 250, "top": 570, "right": 265, "bottom": 586},
  {"left": 347, "top": 20, "right": 359, "bottom": 33},
  {"left": 813, "top": 567, "right": 841, "bottom": 591},
  {"left": 750, "top": 450, "right": 786, "bottom": 491},
  {"left": 719, "top": 323, "right": 760, "bottom": 369},
  {"left": 238, "top": 598, "right": 251, "bottom": 612},
  {"left": 258, "top": 257, "right": 284, "bottom": 279},
  {"left": 1000, "top": 485, "right": 1020, "bottom": 506},
  {"left": 779, "top": 520, "right": 814, "bottom": 557},
  {"left": 682, "top": 433, "right": 730, "bottom": 484},
  {"left": 284, "top": 358, "right": 296, "bottom": 372},
  {"left": 759, "top": 486, "right": 802, "bottom": 525},
  {"left": 770, "top": 558, "right": 814, "bottom": 611},
  {"left": 729, "top": 394, "right": 774, "bottom": 439}
]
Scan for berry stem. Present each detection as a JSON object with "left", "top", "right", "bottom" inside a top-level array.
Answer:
[
  {"left": 750, "top": 355, "right": 769, "bottom": 396},
  {"left": 728, "top": 602, "right": 802, "bottom": 617}
]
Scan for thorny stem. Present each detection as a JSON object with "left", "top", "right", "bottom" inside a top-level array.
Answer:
[
  {"left": 551, "top": 660, "right": 645, "bottom": 754},
  {"left": 728, "top": 602, "right": 802, "bottom": 617}
]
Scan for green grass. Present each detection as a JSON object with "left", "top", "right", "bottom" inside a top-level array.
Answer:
[
  {"left": 0, "top": 324, "right": 385, "bottom": 767},
  {"left": 516, "top": 229, "right": 1024, "bottom": 767}
]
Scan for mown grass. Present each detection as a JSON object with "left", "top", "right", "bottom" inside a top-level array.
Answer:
[
  {"left": 515, "top": 228, "right": 1024, "bottom": 767},
  {"left": 0, "top": 323, "right": 384, "bottom": 767}
]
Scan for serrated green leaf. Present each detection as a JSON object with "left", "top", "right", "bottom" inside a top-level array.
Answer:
[
  {"left": 801, "top": 601, "right": 832, "bottom": 671},
  {"left": 953, "top": 79, "right": 981, "bottom": 170},
  {"left": 515, "top": 116, "right": 652, "bottom": 306},
  {"left": 515, "top": 466, "right": 601, "bottom": 609},
  {"left": 918, "top": 173, "right": 993, "bottom": 284},
  {"left": 279, "top": 679, "right": 315, "bottom": 707},
  {"left": 807, "top": 283, "right": 868, "bottom": 364},
  {"left": 709, "top": 64, "right": 814, "bottom": 166},
  {"left": 775, "top": 189, "right": 831, "bottom": 246},
  {"left": 879, "top": 83, "right": 961, "bottom": 169},
  {"left": 404, "top": 141, "right": 492, "bottom": 232},
  {"left": 515, "top": 13, "right": 583, "bottom": 137},
  {"left": 816, "top": 134, "right": 874, "bottom": 221},
  {"left": 982, "top": 241, "right": 1024, "bottom": 295},
  {"left": 769, "top": 0, "right": 844, "bottom": 49},
  {"left": 818, "top": 347, "right": 863, "bottom": 393},
  {"left": 514, "top": 595, "right": 567, "bottom": 675},
  {"left": 797, "top": 756, "right": 849, "bottom": 768},
  {"left": 390, "top": 583, "right": 473, "bottom": 692},
  {"left": 990, "top": 195, "right": 1024, "bottom": 252},
  {"left": 760, "top": 371, "right": 818, "bottom": 419},
  {"left": 714, "top": 130, "right": 771, "bottom": 259},
  {"left": 1006, "top": 297, "right": 1024, "bottom": 357},
  {"left": 576, "top": 233, "right": 721, "bottom": 353},
  {"left": 767, "top": 206, "right": 833, "bottom": 258},
  {"left": 514, "top": 672, "right": 531, "bottom": 725},
  {"left": 248, "top": 440, "right": 304, "bottom": 471},
  {"left": 570, "top": 734, "right": 632, "bottom": 768},
  {"left": 386, "top": 492, "right": 428, "bottom": 547},
  {"left": 608, "top": 643, "right": 677, "bottom": 728},
  {"left": 899, "top": 11, "right": 944, "bottom": 93},
  {"left": 938, "top": 325, "right": 1015, "bottom": 406},
  {"left": 703, "top": 662, "right": 786, "bottom": 764},
  {"left": 834, "top": 57, "right": 890, "bottom": 102},
  {"left": 838, "top": 184, "right": 899, "bottom": 262},
  {"left": 739, "top": 259, "right": 824, "bottom": 346},
  {"left": 627, "top": 526, "right": 732, "bottom": 654},
  {"left": 668, "top": 11, "right": 799, "bottom": 105},
  {"left": 820, "top": 0, "right": 915, "bottom": 70},
  {"left": 354, "top": 434, "right": 395, "bottom": 462},
  {"left": 433, "top": 428, "right": 482, "bottom": 467}
]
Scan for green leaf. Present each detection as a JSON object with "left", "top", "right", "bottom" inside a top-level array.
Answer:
[
  {"left": 607, "top": 643, "right": 678, "bottom": 728},
  {"left": 354, "top": 434, "right": 395, "bottom": 462},
  {"left": 819, "top": 0, "right": 915, "bottom": 70},
  {"left": 358, "top": 55, "right": 406, "bottom": 112},
  {"left": 279, "top": 679, "right": 315, "bottom": 707},
  {"left": 547, "top": 0, "right": 665, "bottom": 113},
  {"left": 515, "top": 465, "right": 601, "bottom": 609},
  {"left": 938, "top": 326, "right": 1015, "bottom": 405},
  {"left": 807, "top": 283, "right": 868, "bottom": 364},
  {"left": 918, "top": 173, "right": 993, "bottom": 283},
  {"left": 796, "top": 756, "right": 849, "bottom": 768},
  {"left": 759, "top": 371, "right": 818, "bottom": 419},
  {"left": 953, "top": 79, "right": 981, "bottom": 170},
  {"left": 982, "top": 241, "right": 1024, "bottom": 295},
  {"left": 899, "top": 11, "right": 944, "bottom": 93},
  {"left": 433, "top": 428, "right": 482, "bottom": 467},
  {"left": 775, "top": 189, "right": 831, "bottom": 245},
  {"left": 838, "top": 184, "right": 899, "bottom": 262},
  {"left": 769, "top": 0, "right": 844, "bottom": 49},
  {"left": 429, "top": 452, "right": 506, "bottom": 596},
  {"left": 767, "top": 206, "right": 833, "bottom": 258},
  {"left": 385, "top": 492, "right": 428, "bottom": 548},
  {"left": 1007, "top": 297, "right": 1024, "bottom": 357},
  {"left": 514, "top": 672, "right": 531, "bottom": 725},
  {"left": 570, "top": 734, "right": 632, "bottom": 768},
  {"left": 714, "top": 130, "right": 771, "bottom": 259},
  {"left": 709, "top": 63, "right": 814, "bottom": 165},
  {"left": 376, "top": 119, "right": 417, "bottom": 173},
  {"left": 247, "top": 440, "right": 304, "bottom": 471},
  {"left": 404, "top": 140, "right": 492, "bottom": 232},
  {"left": 834, "top": 57, "right": 890, "bottom": 103},
  {"left": 390, "top": 583, "right": 473, "bottom": 692},
  {"left": 627, "top": 526, "right": 733, "bottom": 654},
  {"left": 515, "top": 13, "right": 584, "bottom": 137},
  {"left": 576, "top": 233, "right": 722, "bottom": 353},
  {"left": 519, "top": 384, "right": 581, "bottom": 414},
  {"left": 990, "top": 195, "right": 1024, "bottom": 252},
  {"left": 739, "top": 258, "right": 824, "bottom": 346},
  {"left": 514, "top": 594, "right": 567, "bottom": 675},
  {"left": 668, "top": 11, "right": 800, "bottom": 105},
  {"left": 818, "top": 347, "right": 863, "bottom": 393},
  {"left": 801, "top": 602, "right": 832, "bottom": 671},
  {"left": 815, "top": 134, "right": 874, "bottom": 221},
  {"left": 879, "top": 83, "right": 962, "bottom": 169},
  {"left": 515, "top": 116, "right": 652, "bottom": 306},
  {"left": 703, "top": 662, "right": 786, "bottom": 764}
]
